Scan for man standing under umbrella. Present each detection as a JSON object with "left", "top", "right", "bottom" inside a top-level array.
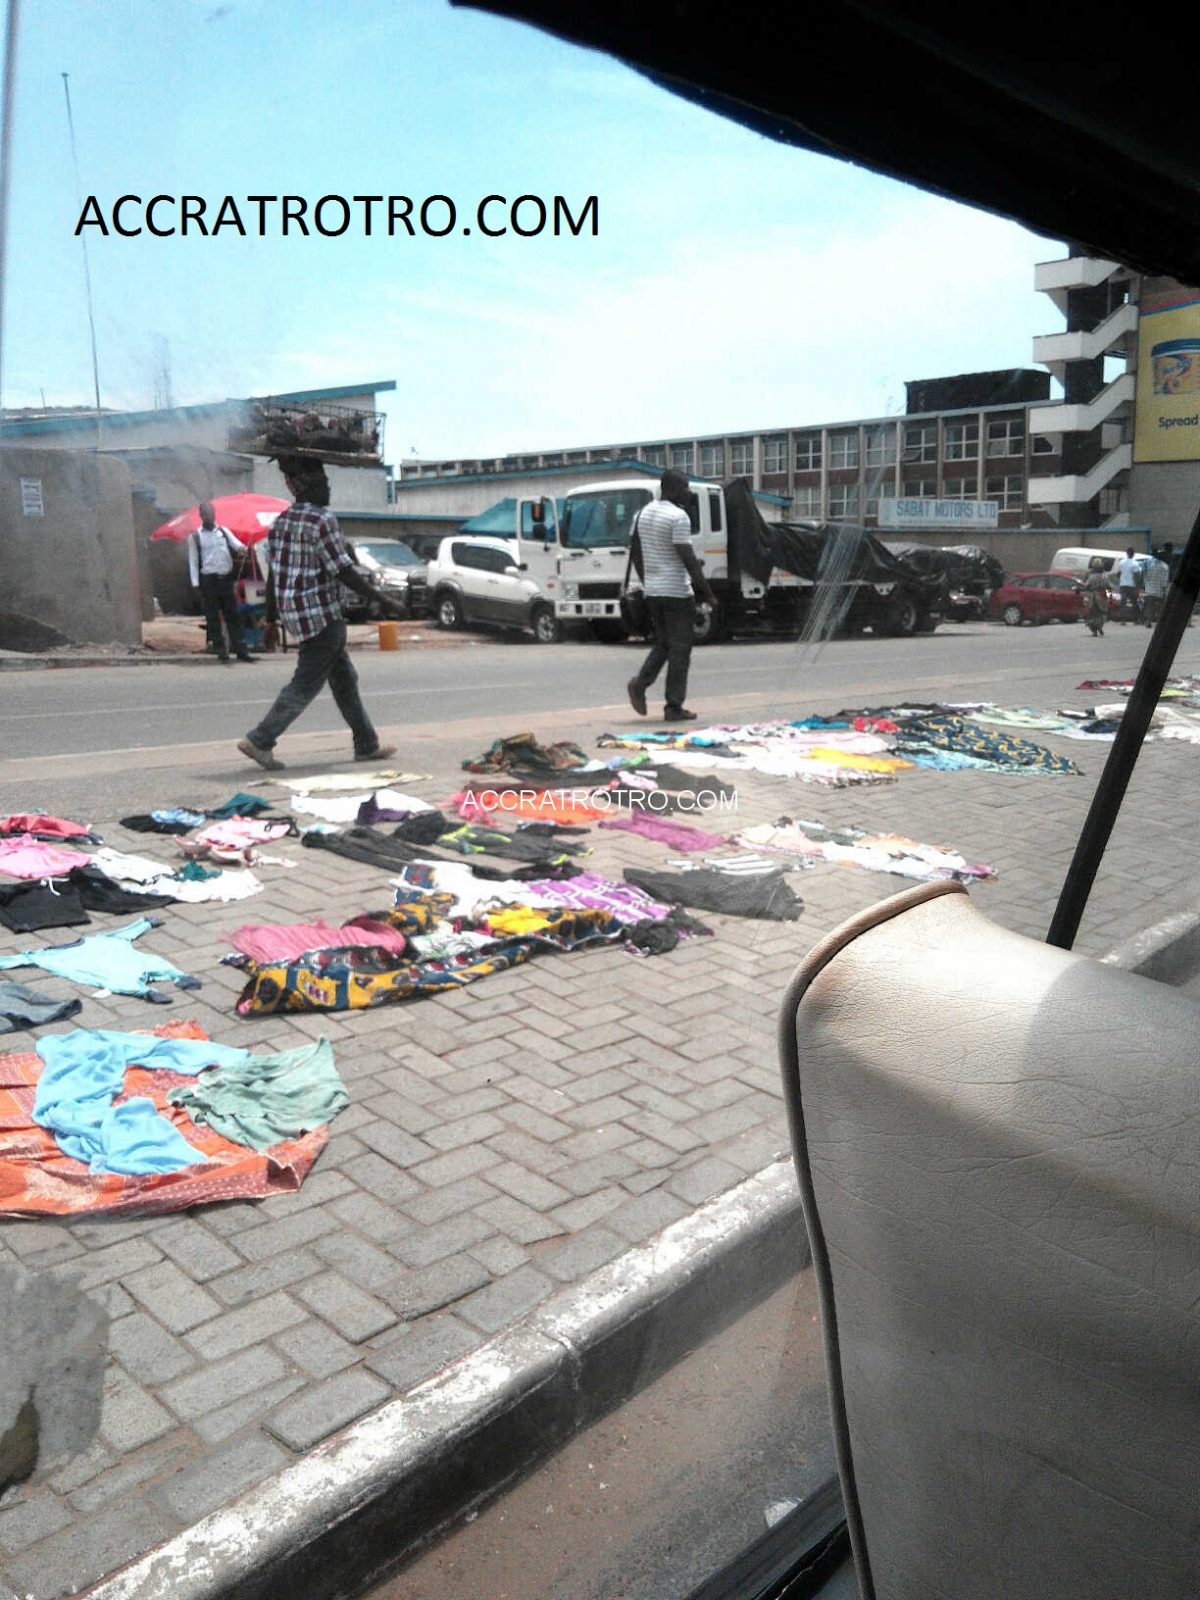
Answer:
[
  {"left": 188, "top": 501, "right": 256, "bottom": 663},
  {"left": 237, "top": 455, "right": 397, "bottom": 772}
]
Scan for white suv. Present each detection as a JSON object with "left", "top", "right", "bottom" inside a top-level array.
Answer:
[{"left": 426, "top": 536, "right": 560, "bottom": 643}]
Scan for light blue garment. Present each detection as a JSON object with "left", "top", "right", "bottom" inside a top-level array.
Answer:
[
  {"left": 0, "top": 918, "right": 196, "bottom": 1001},
  {"left": 34, "top": 1030, "right": 250, "bottom": 1175}
]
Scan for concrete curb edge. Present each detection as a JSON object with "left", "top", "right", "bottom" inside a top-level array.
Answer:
[
  {"left": 1100, "top": 905, "right": 1200, "bottom": 985},
  {"left": 82, "top": 1160, "right": 805, "bottom": 1600}
]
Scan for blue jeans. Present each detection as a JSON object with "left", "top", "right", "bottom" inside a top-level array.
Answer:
[
  {"left": 247, "top": 621, "right": 379, "bottom": 754},
  {"left": 633, "top": 596, "right": 695, "bottom": 712}
]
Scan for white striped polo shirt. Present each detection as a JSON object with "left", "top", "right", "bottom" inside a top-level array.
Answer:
[{"left": 636, "top": 499, "right": 695, "bottom": 599}]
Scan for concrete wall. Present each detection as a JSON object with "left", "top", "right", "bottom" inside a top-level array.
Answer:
[
  {"left": 879, "top": 527, "right": 1151, "bottom": 573},
  {"left": 0, "top": 446, "right": 143, "bottom": 648},
  {"left": 1128, "top": 461, "right": 1200, "bottom": 545}
]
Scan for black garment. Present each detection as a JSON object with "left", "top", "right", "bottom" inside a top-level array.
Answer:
[
  {"left": 0, "top": 868, "right": 175, "bottom": 934},
  {"left": 391, "top": 810, "right": 451, "bottom": 844},
  {"left": 624, "top": 865, "right": 802, "bottom": 921},
  {"left": 436, "top": 823, "right": 588, "bottom": 863},
  {"left": 247, "top": 620, "right": 379, "bottom": 755},
  {"left": 624, "top": 906, "right": 713, "bottom": 955},
  {"left": 0, "top": 979, "right": 83, "bottom": 1034},
  {"left": 302, "top": 826, "right": 582, "bottom": 881},
  {"left": 632, "top": 595, "right": 695, "bottom": 713},
  {"left": 200, "top": 571, "right": 251, "bottom": 660},
  {"left": 120, "top": 814, "right": 199, "bottom": 835},
  {"left": 641, "top": 763, "right": 738, "bottom": 802}
]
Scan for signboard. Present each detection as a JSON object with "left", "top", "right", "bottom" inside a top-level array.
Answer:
[
  {"left": 878, "top": 497, "right": 999, "bottom": 529},
  {"left": 1134, "top": 294, "right": 1200, "bottom": 463},
  {"left": 19, "top": 477, "right": 44, "bottom": 517}
]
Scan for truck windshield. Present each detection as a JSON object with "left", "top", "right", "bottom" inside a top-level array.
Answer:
[{"left": 560, "top": 488, "right": 653, "bottom": 548}]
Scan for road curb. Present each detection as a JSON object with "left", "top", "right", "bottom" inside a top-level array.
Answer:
[
  {"left": 83, "top": 1161, "right": 805, "bottom": 1600},
  {"left": 1100, "top": 904, "right": 1200, "bottom": 984}
]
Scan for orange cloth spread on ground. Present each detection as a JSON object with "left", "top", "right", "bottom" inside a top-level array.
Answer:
[{"left": 0, "top": 1020, "right": 326, "bottom": 1217}]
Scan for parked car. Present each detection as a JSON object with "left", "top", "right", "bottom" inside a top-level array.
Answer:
[
  {"left": 345, "top": 540, "right": 429, "bottom": 620},
  {"left": 987, "top": 571, "right": 1119, "bottom": 627},
  {"left": 427, "top": 535, "right": 561, "bottom": 642}
]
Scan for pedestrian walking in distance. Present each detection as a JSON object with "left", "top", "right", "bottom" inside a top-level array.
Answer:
[
  {"left": 1082, "top": 555, "right": 1109, "bottom": 636},
  {"left": 1115, "top": 547, "right": 1140, "bottom": 624},
  {"left": 626, "top": 468, "right": 718, "bottom": 724},
  {"left": 238, "top": 455, "right": 399, "bottom": 772},
  {"left": 188, "top": 501, "right": 255, "bottom": 663}
]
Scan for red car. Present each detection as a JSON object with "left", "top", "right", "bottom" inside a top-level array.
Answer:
[{"left": 987, "top": 571, "right": 1117, "bottom": 627}]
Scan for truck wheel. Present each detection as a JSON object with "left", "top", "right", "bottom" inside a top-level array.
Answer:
[
  {"left": 692, "top": 603, "right": 728, "bottom": 645},
  {"left": 531, "top": 603, "right": 561, "bottom": 644},
  {"left": 436, "top": 590, "right": 462, "bottom": 630},
  {"left": 588, "top": 619, "right": 628, "bottom": 643},
  {"left": 915, "top": 612, "right": 939, "bottom": 634},
  {"left": 882, "top": 594, "right": 918, "bottom": 636}
]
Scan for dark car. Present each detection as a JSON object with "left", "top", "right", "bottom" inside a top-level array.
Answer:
[
  {"left": 345, "top": 540, "right": 430, "bottom": 620},
  {"left": 987, "top": 571, "right": 1118, "bottom": 626}
]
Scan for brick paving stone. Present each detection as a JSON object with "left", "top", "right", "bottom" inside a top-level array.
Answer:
[
  {"left": 185, "top": 1291, "right": 308, "bottom": 1360},
  {"left": 382, "top": 1254, "right": 491, "bottom": 1319},
  {"left": 402, "top": 1175, "right": 497, "bottom": 1226},
  {"left": 264, "top": 1370, "right": 390, "bottom": 1452},
  {"left": 161, "top": 1346, "right": 288, "bottom": 1423},
  {"left": 99, "top": 1368, "right": 176, "bottom": 1453},
  {"left": 689, "top": 1100, "right": 767, "bottom": 1143},
  {"left": 70, "top": 1436, "right": 191, "bottom": 1515},
  {"left": 200, "top": 1201, "right": 267, "bottom": 1237},
  {"left": 192, "top": 1375, "right": 308, "bottom": 1446},
  {"left": 362, "top": 1089, "right": 443, "bottom": 1134},
  {"left": 230, "top": 1206, "right": 342, "bottom": 1263},
  {"left": 625, "top": 1083, "right": 701, "bottom": 1122},
  {"left": 295, "top": 1271, "right": 400, "bottom": 1341},
  {"left": 123, "top": 1260, "right": 222, "bottom": 1334},
  {"left": 431, "top": 1060, "right": 510, "bottom": 1096},
  {"left": 561, "top": 1094, "right": 641, "bottom": 1131},
  {"left": 484, "top": 1129, "right": 569, "bottom": 1177},
  {"left": 467, "top": 1236, "right": 530, "bottom": 1275},
  {"left": 471, "top": 1193, "right": 567, "bottom": 1246},
  {"left": 621, "top": 1169, "right": 674, "bottom": 1197},
  {"left": 366, "top": 1315, "right": 485, "bottom": 1392},
  {"left": 666, "top": 1155, "right": 746, "bottom": 1205},
  {"left": 109, "top": 1312, "right": 198, "bottom": 1385},
  {"left": 537, "top": 1226, "right": 628, "bottom": 1284},
  {"left": 208, "top": 1248, "right": 324, "bottom": 1307},
  {"left": 550, "top": 1187, "right": 628, "bottom": 1232},
  {"left": 421, "top": 1110, "right": 508, "bottom": 1151},
  {"left": 2, "top": 1499, "right": 175, "bottom": 1600},
  {"left": 149, "top": 1218, "right": 242, "bottom": 1281},
  {"left": 0, "top": 1490, "right": 74, "bottom": 1554},
  {"left": 498, "top": 1102, "right": 575, "bottom": 1142},
  {"left": 456, "top": 1265, "right": 554, "bottom": 1335},
  {"left": 88, "top": 1282, "right": 135, "bottom": 1321},
  {"left": 341, "top": 1150, "right": 424, "bottom": 1205},
  {"left": 556, "top": 1124, "right": 636, "bottom": 1161},
  {"left": 66, "top": 1235, "right": 164, "bottom": 1291},
  {"left": 255, "top": 1167, "right": 358, "bottom": 1219},
  {"left": 484, "top": 1161, "right": 573, "bottom": 1210},
  {"left": 605, "top": 1189, "right": 691, "bottom": 1244},
  {"left": 355, "top": 1120, "right": 433, "bottom": 1169},
  {"left": 152, "top": 1433, "right": 290, "bottom": 1524},
  {"left": 390, "top": 1210, "right": 494, "bottom": 1268},
  {"left": 622, "top": 1109, "right": 706, "bottom": 1154},
  {"left": 686, "top": 1079, "right": 755, "bottom": 1112},
  {"left": 373, "top": 1061, "right": 445, "bottom": 1102},
  {"left": 406, "top": 1144, "right": 498, "bottom": 1189},
  {"left": 312, "top": 1229, "right": 402, "bottom": 1291},
  {"left": 562, "top": 1064, "right": 638, "bottom": 1103},
  {"left": 273, "top": 1320, "right": 360, "bottom": 1379},
  {"left": 45, "top": 1438, "right": 114, "bottom": 1496},
  {"left": 427, "top": 1085, "right": 508, "bottom": 1120}
]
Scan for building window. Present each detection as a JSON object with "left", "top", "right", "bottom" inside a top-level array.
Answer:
[
  {"left": 943, "top": 420, "right": 979, "bottom": 461},
  {"left": 828, "top": 482, "right": 859, "bottom": 518},
  {"left": 730, "top": 439, "right": 754, "bottom": 475},
  {"left": 904, "top": 478, "right": 937, "bottom": 498},
  {"left": 986, "top": 418, "right": 1025, "bottom": 458},
  {"left": 763, "top": 436, "right": 787, "bottom": 474},
  {"left": 864, "top": 483, "right": 897, "bottom": 517},
  {"left": 864, "top": 426, "right": 897, "bottom": 468},
  {"left": 791, "top": 485, "right": 821, "bottom": 518},
  {"left": 985, "top": 474, "right": 1023, "bottom": 511},
  {"left": 903, "top": 423, "right": 938, "bottom": 463},
  {"left": 669, "top": 444, "right": 693, "bottom": 472},
  {"left": 699, "top": 441, "right": 725, "bottom": 477},
  {"left": 794, "top": 434, "right": 822, "bottom": 471},
  {"left": 1031, "top": 434, "right": 1055, "bottom": 456},
  {"left": 829, "top": 432, "right": 860, "bottom": 470},
  {"left": 643, "top": 445, "right": 666, "bottom": 467},
  {"left": 942, "top": 478, "right": 977, "bottom": 501}
]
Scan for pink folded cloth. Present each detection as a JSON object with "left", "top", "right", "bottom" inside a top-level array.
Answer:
[
  {"left": 0, "top": 814, "right": 92, "bottom": 839},
  {"left": 0, "top": 836, "right": 94, "bottom": 879},
  {"left": 227, "top": 918, "right": 407, "bottom": 963},
  {"left": 597, "top": 813, "right": 729, "bottom": 851}
]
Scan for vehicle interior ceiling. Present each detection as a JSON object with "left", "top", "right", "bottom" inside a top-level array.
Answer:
[{"left": 453, "top": 7, "right": 1199, "bottom": 1598}]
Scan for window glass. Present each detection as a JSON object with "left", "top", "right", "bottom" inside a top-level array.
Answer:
[
  {"left": 730, "top": 440, "right": 754, "bottom": 475},
  {"left": 560, "top": 489, "right": 654, "bottom": 548},
  {"left": 829, "top": 432, "right": 860, "bottom": 469},
  {"left": 763, "top": 436, "right": 788, "bottom": 473},
  {"left": 794, "top": 435, "right": 822, "bottom": 471},
  {"left": 943, "top": 420, "right": 979, "bottom": 460},
  {"left": 699, "top": 442, "right": 725, "bottom": 477},
  {"left": 670, "top": 443, "right": 694, "bottom": 471}
]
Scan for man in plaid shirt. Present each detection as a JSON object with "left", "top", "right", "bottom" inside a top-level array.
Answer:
[{"left": 238, "top": 455, "right": 398, "bottom": 772}]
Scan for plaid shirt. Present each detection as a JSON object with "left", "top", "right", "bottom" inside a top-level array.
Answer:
[{"left": 266, "top": 502, "right": 360, "bottom": 642}]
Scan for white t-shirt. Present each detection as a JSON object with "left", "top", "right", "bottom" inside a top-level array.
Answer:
[
  {"left": 1116, "top": 556, "right": 1139, "bottom": 587},
  {"left": 636, "top": 499, "right": 695, "bottom": 599}
]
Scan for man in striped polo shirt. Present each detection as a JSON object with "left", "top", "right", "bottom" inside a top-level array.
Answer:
[{"left": 626, "top": 469, "right": 717, "bottom": 723}]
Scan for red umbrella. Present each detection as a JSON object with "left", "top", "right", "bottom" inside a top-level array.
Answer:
[{"left": 149, "top": 493, "right": 290, "bottom": 545}]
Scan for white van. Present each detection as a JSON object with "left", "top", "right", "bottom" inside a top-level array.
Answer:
[{"left": 1051, "top": 546, "right": 1150, "bottom": 578}]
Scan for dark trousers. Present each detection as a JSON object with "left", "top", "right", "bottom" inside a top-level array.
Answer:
[
  {"left": 1118, "top": 585, "right": 1139, "bottom": 622},
  {"left": 247, "top": 621, "right": 378, "bottom": 754},
  {"left": 633, "top": 596, "right": 695, "bottom": 712},
  {"left": 200, "top": 573, "right": 249, "bottom": 659}
]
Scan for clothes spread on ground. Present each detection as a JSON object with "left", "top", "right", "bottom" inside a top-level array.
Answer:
[
  {"left": 291, "top": 789, "right": 433, "bottom": 825},
  {"left": 463, "top": 733, "right": 598, "bottom": 775},
  {"left": 597, "top": 813, "right": 729, "bottom": 851},
  {"left": 0, "top": 1021, "right": 338, "bottom": 1218},
  {"left": 91, "top": 848, "right": 262, "bottom": 904},
  {"left": 227, "top": 918, "right": 409, "bottom": 963},
  {"left": 302, "top": 827, "right": 580, "bottom": 885},
  {"left": 433, "top": 821, "right": 589, "bottom": 863},
  {"left": 166, "top": 1038, "right": 348, "bottom": 1151},
  {"left": 206, "top": 792, "right": 274, "bottom": 818},
  {"left": 623, "top": 865, "right": 803, "bottom": 921},
  {"left": 391, "top": 860, "right": 548, "bottom": 917},
  {"left": 449, "top": 789, "right": 615, "bottom": 824},
  {"left": 663, "top": 852, "right": 804, "bottom": 877},
  {"left": 391, "top": 809, "right": 451, "bottom": 844},
  {"left": 739, "top": 819, "right": 998, "bottom": 883},
  {"left": 0, "top": 918, "right": 199, "bottom": 1002},
  {"left": 0, "top": 836, "right": 95, "bottom": 880},
  {"left": 194, "top": 817, "right": 294, "bottom": 851},
  {"left": 279, "top": 769, "right": 429, "bottom": 792},
  {"left": 0, "top": 979, "right": 82, "bottom": 1034},
  {"left": 516, "top": 871, "right": 677, "bottom": 922},
  {"left": 32, "top": 1030, "right": 250, "bottom": 1174},
  {"left": 630, "top": 764, "right": 738, "bottom": 802},
  {"left": 120, "top": 810, "right": 207, "bottom": 835},
  {"left": 623, "top": 907, "right": 713, "bottom": 957},
  {"left": 0, "top": 867, "right": 175, "bottom": 934},
  {"left": 0, "top": 814, "right": 98, "bottom": 842}
]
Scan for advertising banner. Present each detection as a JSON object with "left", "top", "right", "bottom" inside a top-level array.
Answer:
[{"left": 1134, "top": 295, "right": 1200, "bottom": 462}]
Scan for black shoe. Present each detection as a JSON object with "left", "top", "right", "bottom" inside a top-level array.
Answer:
[
  {"left": 236, "top": 654, "right": 256, "bottom": 663},
  {"left": 627, "top": 679, "right": 647, "bottom": 716},
  {"left": 664, "top": 706, "right": 698, "bottom": 722},
  {"left": 217, "top": 654, "right": 231, "bottom": 663}
]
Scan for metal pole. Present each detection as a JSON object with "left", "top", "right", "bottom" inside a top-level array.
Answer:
[
  {"left": 1047, "top": 514, "right": 1200, "bottom": 948},
  {"left": 61, "top": 71, "right": 103, "bottom": 446},
  {"left": 0, "top": 0, "right": 21, "bottom": 419}
]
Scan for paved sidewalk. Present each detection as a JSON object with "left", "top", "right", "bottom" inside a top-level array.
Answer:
[{"left": 0, "top": 666, "right": 1195, "bottom": 1598}]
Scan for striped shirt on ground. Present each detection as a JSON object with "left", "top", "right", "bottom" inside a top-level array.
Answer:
[{"left": 636, "top": 499, "right": 695, "bottom": 599}]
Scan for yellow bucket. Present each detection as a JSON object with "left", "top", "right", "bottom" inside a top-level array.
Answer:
[{"left": 377, "top": 620, "right": 400, "bottom": 651}]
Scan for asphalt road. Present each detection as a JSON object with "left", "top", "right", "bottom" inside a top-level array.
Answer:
[{"left": 0, "top": 619, "right": 1181, "bottom": 763}]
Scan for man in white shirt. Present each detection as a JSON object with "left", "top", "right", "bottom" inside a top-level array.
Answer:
[
  {"left": 625, "top": 469, "right": 718, "bottom": 723},
  {"left": 187, "top": 502, "right": 255, "bottom": 663},
  {"left": 1141, "top": 552, "right": 1169, "bottom": 626},
  {"left": 1115, "top": 548, "right": 1140, "bottom": 625}
]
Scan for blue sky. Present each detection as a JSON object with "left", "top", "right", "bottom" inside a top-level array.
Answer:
[{"left": 2, "top": 0, "right": 1059, "bottom": 460}]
